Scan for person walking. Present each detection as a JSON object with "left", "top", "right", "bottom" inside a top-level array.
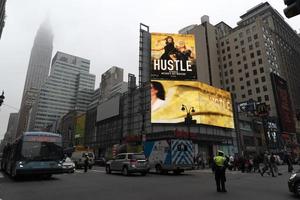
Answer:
[
  {"left": 212, "top": 150, "right": 228, "bottom": 193},
  {"left": 260, "top": 152, "right": 274, "bottom": 177},
  {"left": 84, "top": 154, "right": 89, "bottom": 173},
  {"left": 284, "top": 153, "right": 294, "bottom": 173}
]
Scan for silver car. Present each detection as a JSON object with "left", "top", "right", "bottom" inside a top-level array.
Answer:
[{"left": 105, "top": 153, "right": 150, "bottom": 176}]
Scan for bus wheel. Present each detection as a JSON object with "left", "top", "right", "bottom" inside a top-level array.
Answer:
[{"left": 43, "top": 174, "right": 52, "bottom": 179}]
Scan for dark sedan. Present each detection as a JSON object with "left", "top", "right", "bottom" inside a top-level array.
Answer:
[{"left": 288, "top": 172, "right": 300, "bottom": 196}]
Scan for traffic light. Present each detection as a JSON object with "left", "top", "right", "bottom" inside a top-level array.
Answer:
[
  {"left": 0, "top": 91, "right": 4, "bottom": 107},
  {"left": 284, "top": 0, "right": 300, "bottom": 18}
]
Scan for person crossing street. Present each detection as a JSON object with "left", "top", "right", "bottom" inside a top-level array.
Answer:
[{"left": 212, "top": 150, "right": 228, "bottom": 193}]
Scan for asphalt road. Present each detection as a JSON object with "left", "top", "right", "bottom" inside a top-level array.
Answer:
[{"left": 0, "top": 165, "right": 297, "bottom": 200}]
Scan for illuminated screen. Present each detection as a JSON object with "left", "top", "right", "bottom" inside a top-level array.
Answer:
[
  {"left": 151, "top": 80, "right": 234, "bottom": 129},
  {"left": 151, "top": 33, "right": 197, "bottom": 80},
  {"left": 24, "top": 136, "right": 62, "bottom": 143}
]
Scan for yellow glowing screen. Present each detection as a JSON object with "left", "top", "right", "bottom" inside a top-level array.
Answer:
[{"left": 151, "top": 80, "right": 234, "bottom": 129}]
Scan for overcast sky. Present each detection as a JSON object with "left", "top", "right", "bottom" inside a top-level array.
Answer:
[{"left": 0, "top": 0, "right": 299, "bottom": 139}]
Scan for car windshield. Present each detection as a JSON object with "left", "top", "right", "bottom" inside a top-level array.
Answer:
[
  {"left": 129, "top": 154, "right": 146, "bottom": 160},
  {"left": 21, "top": 141, "right": 63, "bottom": 161}
]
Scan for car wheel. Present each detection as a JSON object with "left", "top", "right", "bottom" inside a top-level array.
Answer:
[
  {"left": 173, "top": 170, "right": 182, "bottom": 175},
  {"left": 295, "top": 182, "right": 300, "bottom": 196},
  {"left": 106, "top": 165, "right": 111, "bottom": 174},
  {"left": 141, "top": 172, "right": 147, "bottom": 176},
  {"left": 122, "top": 166, "right": 129, "bottom": 176},
  {"left": 155, "top": 165, "right": 163, "bottom": 174}
]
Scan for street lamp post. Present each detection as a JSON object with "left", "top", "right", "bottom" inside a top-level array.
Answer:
[{"left": 181, "top": 104, "right": 195, "bottom": 139}]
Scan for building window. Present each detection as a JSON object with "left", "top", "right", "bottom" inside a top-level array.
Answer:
[
  {"left": 237, "top": 61, "right": 241, "bottom": 65},
  {"left": 261, "top": 76, "right": 266, "bottom": 82},
  {"left": 246, "top": 29, "right": 250, "bottom": 34},
  {"left": 255, "top": 41, "right": 260, "bottom": 47},
  {"left": 245, "top": 72, "right": 249, "bottom": 78},
  {"left": 241, "top": 85, "right": 245, "bottom": 90},
  {"left": 228, "top": 54, "right": 231, "bottom": 59},
  {"left": 256, "top": 87, "right": 260, "bottom": 93},
  {"left": 253, "top": 69, "right": 257, "bottom": 75},
  {"left": 260, "top": 67, "right": 264, "bottom": 73},
  {"left": 252, "top": 26, "right": 256, "bottom": 32},
  {"left": 248, "top": 89, "right": 252, "bottom": 95},
  {"left": 242, "top": 48, "right": 245, "bottom": 53},
  {"left": 264, "top": 95, "right": 269, "bottom": 101},
  {"left": 254, "top": 78, "right": 259, "bottom": 84},
  {"left": 227, "top": 46, "right": 230, "bottom": 51},
  {"left": 238, "top": 69, "right": 242, "bottom": 73},
  {"left": 258, "top": 59, "right": 263, "bottom": 64},
  {"left": 243, "top": 56, "right": 247, "bottom": 61},
  {"left": 225, "top": 79, "right": 229, "bottom": 84},
  {"left": 249, "top": 45, "right": 253, "bottom": 50},
  {"left": 240, "top": 77, "right": 243, "bottom": 81},
  {"left": 231, "top": 77, "right": 234, "bottom": 83},
  {"left": 250, "top": 53, "right": 255, "bottom": 58},
  {"left": 224, "top": 64, "right": 227, "bottom": 69},
  {"left": 221, "top": 42, "right": 224, "bottom": 46},
  {"left": 229, "top": 61, "right": 232, "bottom": 66},
  {"left": 231, "top": 85, "right": 235, "bottom": 91},
  {"left": 236, "top": 53, "right": 240, "bottom": 57},
  {"left": 234, "top": 38, "right": 237, "bottom": 42},
  {"left": 248, "top": 37, "right": 252, "bottom": 42},
  {"left": 244, "top": 64, "right": 248, "bottom": 69},
  {"left": 230, "top": 69, "right": 233, "bottom": 74},
  {"left": 252, "top": 61, "right": 256, "bottom": 67},
  {"left": 257, "top": 50, "right": 261, "bottom": 56},
  {"left": 242, "top": 94, "right": 246, "bottom": 98},
  {"left": 235, "top": 45, "right": 239, "bottom": 49},
  {"left": 257, "top": 96, "right": 262, "bottom": 102},
  {"left": 222, "top": 49, "right": 225, "bottom": 53},
  {"left": 254, "top": 34, "right": 258, "bottom": 39},
  {"left": 240, "top": 40, "right": 244, "bottom": 45},
  {"left": 246, "top": 81, "right": 251, "bottom": 86},
  {"left": 226, "top": 87, "right": 230, "bottom": 91},
  {"left": 226, "top": 39, "right": 229, "bottom": 44},
  {"left": 239, "top": 32, "right": 243, "bottom": 38},
  {"left": 223, "top": 56, "right": 226, "bottom": 61},
  {"left": 263, "top": 85, "right": 267, "bottom": 91}
]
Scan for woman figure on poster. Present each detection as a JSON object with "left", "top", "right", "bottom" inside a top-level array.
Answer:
[
  {"left": 151, "top": 81, "right": 166, "bottom": 112},
  {"left": 153, "top": 36, "right": 177, "bottom": 61}
]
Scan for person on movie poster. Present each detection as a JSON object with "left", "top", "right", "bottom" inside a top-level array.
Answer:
[{"left": 152, "top": 35, "right": 196, "bottom": 80}]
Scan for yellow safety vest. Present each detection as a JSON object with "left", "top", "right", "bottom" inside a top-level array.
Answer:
[{"left": 214, "top": 156, "right": 226, "bottom": 167}]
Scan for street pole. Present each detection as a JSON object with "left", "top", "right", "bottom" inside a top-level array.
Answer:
[{"left": 181, "top": 105, "right": 195, "bottom": 141}]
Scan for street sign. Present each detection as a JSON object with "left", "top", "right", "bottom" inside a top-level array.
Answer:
[
  {"left": 256, "top": 103, "right": 270, "bottom": 117},
  {"left": 238, "top": 99, "right": 256, "bottom": 113}
]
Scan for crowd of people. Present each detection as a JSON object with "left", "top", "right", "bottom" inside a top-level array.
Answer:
[{"left": 195, "top": 151, "right": 294, "bottom": 176}]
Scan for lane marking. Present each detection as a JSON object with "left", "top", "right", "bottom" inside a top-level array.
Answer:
[{"left": 91, "top": 170, "right": 105, "bottom": 173}]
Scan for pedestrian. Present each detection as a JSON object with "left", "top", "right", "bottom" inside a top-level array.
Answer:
[
  {"left": 285, "top": 153, "right": 294, "bottom": 173},
  {"left": 260, "top": 152, "right": 274, "bottom": 177},
  {"left": 212, "top": 150, "right": 228, "bottom": 193},
  {"left": 84, "top": 154, "right": 89, "bottom": 173},
  {"left": 270, "top": 153, "right": 278, "bottom": 177}
]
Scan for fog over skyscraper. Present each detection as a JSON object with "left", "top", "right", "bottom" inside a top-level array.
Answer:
[{"left": 16, "top": 20, "right": 53, "bottom": 138}]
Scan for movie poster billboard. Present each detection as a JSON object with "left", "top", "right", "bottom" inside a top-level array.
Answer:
[
  {"left": 271, "top": 73, "right": 296, "bottom": 133},
  {"left": 150, "top": 80, "right": 234, "bottom": 129},
  {"left": 151, "top": 33, "right": 197, "bottom": 80}
]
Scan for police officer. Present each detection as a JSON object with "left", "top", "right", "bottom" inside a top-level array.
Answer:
[
  {"left": 84, "top": 154, "right": 89, "bottom": 173},
  {"left": 213, "top": 150, "right": 228, "bottom": 192}
]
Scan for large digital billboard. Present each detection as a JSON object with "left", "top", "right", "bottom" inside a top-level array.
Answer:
[
  {"left": 271, "top": 73, "right": 296, "bottom": 133},
  {"left": 151, "top": 33, "right": 197, "bottom": 80},
  {"left": 151, "top": 80, "right": 234, "bottom": 129}
]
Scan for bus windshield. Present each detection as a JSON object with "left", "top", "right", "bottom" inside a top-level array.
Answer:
[{"left": 21, "top": 141, "right": 63, "bottom": 161}]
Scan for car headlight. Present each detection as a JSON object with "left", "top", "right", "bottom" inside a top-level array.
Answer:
[{"left": 290, "top": 173, "right": 297, "bottom": 180}]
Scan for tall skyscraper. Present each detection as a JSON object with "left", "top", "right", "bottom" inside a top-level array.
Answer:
[
  {"left": 28, "top": 51, "right": 95, "bottom": 131},
  {"left": 0, "top": 0, "right": 7, "bottom": 39},
  {"left": 179, "top": 2, "right": 300, "bottom": 152},
  {"left": 16, "top": 20, "right": 53, "bottom": 138}
]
